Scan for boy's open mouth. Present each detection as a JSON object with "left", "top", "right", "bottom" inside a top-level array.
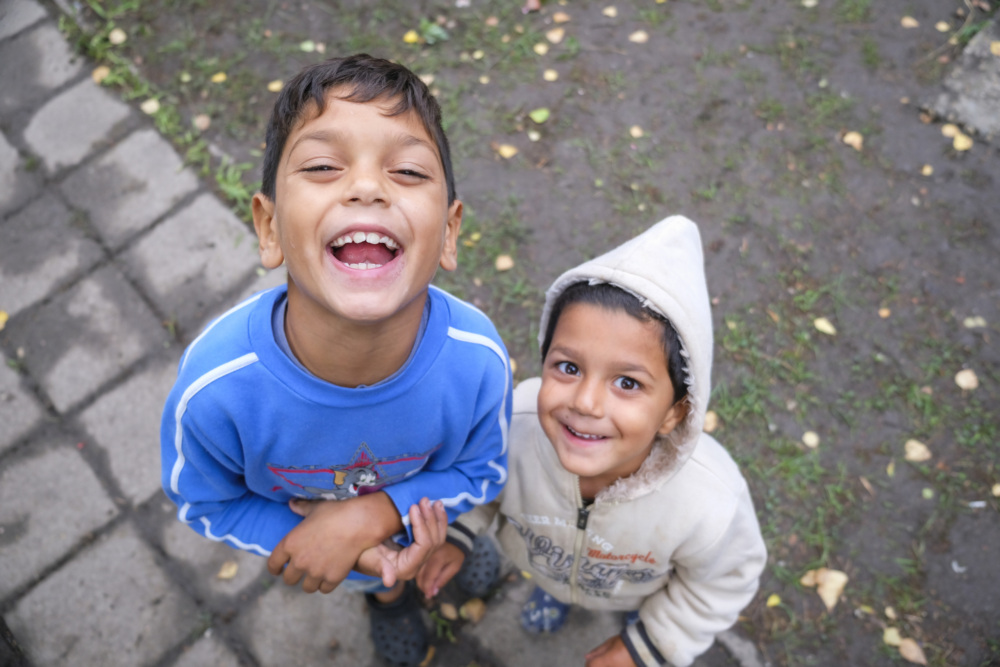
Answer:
[
  {"left": 566, "top": 425, "right": 606, "bottom": 441},
  {"left": 330, "top": 231, "right": 400, "bottom": 270}
]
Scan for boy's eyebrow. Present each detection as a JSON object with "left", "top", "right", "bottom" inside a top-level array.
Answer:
[{"left": 286, "top": 128, "right": 436, "bottom": 156}]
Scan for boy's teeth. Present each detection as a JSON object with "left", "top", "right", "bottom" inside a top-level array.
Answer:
[
  {"left": 568, "top": 426, "right": 602, "bottom": 440},
  {"left": 333, "top": 233, "right": 399, "bottom": 250},
  {"left": 345, "top": 262, "right": 383, "bottom": 270}
]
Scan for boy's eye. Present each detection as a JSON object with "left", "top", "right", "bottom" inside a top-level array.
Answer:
[
  {"left": 614, "top": 376, "right": 641, "bottom": 391},
  {"left": 555, "top": 361, "right": 579, "bottom": 376},
  {"left": 394, "top": 168, "right": 429, "bottom": 180},
  {"left": 302, "top": 165, "right": 336, "bottom": 172}
]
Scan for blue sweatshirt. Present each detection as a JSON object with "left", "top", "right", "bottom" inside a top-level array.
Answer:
[{"left": 161, "top": 284, "right": 511, "bottom": 564}]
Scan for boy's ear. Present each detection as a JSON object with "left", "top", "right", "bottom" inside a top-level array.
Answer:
[
  {"left": 657, "top": 396, "right": 690, "bottom": 437},
  {"left": 438, "top": 199, "right": 463, "bottom": 272},
  {"left": 252, "top": 192, "right": 285, "bottom": 269}
]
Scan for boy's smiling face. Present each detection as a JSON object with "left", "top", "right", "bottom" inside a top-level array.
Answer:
[
  {"left": 537, "top": 302, "right": 687, "bottom": 499},
  {"left": 253, "top": 88, "right": 461, "bottom": 329}
]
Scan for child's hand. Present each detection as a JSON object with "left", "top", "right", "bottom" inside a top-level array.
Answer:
[
  {"left": 268, "top": 492, "right": 401, "bottom": 594},
  {"left": 416, "top": 541, "right": 467, "bottom": 598},
  {"left": 356, "top": 498, "right": 448, "bottom": 588},
  {"left": 585, "top": 635, "right": 637, "bottom": 667}
]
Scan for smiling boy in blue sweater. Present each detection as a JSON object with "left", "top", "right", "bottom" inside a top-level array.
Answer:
[{"left": 161, "top": 54, "right": 511, "bottom": 667}]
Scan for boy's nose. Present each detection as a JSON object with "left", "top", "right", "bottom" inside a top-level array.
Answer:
[
  {"left": 343, "top": 164, "right": 388, "bottom": 206},
  {"left": 571, "top": 379, "right": 604, "bottom": 418}
]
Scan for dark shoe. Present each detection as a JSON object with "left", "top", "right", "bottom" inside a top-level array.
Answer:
[
  {"left": 366, "top": 583, "right": 430, "bottom": 667},
  {"left": 455, "top": 535, "right": 500, "bottom": 597}
]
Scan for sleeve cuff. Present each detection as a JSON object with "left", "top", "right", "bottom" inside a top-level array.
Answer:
[
  {"left": 446, "top": 521, "right": 477, "bottom": 557},
  {"left": 622, "top": 620, "right": 667, "bottom": 667}
]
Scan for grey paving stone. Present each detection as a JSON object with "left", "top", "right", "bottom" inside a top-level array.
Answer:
[
  {"left": 0, "top": 357, "right": 44, "bottom": 455},
  {"left": 77, "top": 359, "right": 179, "bottom": 505},
  {"left": 6, "top": 265, "right": 167, "bottom": 413},
  {"left": 463, "top": 575, "right": 623, "bottom": 665},
  {"left": 60, "top": 129, "right": 199, "bottom": 248},
  {"left": 932, "top": 19, "right": 1000, "bottom": 138},
  {"left": 0, "top": 128, "right": 39, "bottom": 215},
  {"left": 161, "top": 519, "right": 269, "bottom": 599},
  {"left": 122, "top": 193, "right": 260, "bottom": 334},
  {"left": 238, "top": 582, "right": 376, "bottom": 666},
  {"left": 23, "top": 78, "right": 131, "bottom": 174},
  {"left": 0, "top": 445, "right": 118, "bottom": 600},
  {"left": 0, "top": 194, "right": 105, "bottom": 317},
  {"left": 0, "top": 22, "right": 83, "bottom": 115},
  {"left": 7, "top": 523, "right": 199, "bottom": 667},
  {"left": 0, "top": 0, "right": 47, "bottom": 42},
  {"left": 170, "top": 632, "right": 242, "bottom": 667}
]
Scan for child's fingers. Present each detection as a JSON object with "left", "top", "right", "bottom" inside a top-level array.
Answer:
[{"left": 288, "top": 498, "right": 316, "bottom": 517}]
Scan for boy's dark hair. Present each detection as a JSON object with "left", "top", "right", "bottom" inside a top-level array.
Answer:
[
  {"left": 541, "top": 282, "right": 688, "bottom": 405},
  {"left": 260, "top": 53, "right": 456, "bottom": 204}
]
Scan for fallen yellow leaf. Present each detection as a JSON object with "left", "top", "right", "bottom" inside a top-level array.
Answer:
[
  {"left": 419, "top": 74, "right": 435, "bottom": 86},
  {"left": 527, "top": 129, "right": 541, "bottom": 142},
  {"left": 899, "top": 638, "right": 927, "bottom": 665},
  {"left": 140, "top": 98, "right": 160, "bottom": 115},
  {"left": 479, "top": 75, "right": 490, "bottom": 85},
  {"left": 546, "top": 27, "right": 565, "bottom": 44},
  {"left": 963, "top": 316, "right": 987, "bottom": 328},
  {"left": 802, "top": 431, "right": 820, "bottom": 448},
  {"left": 941, "top": 123, "right": 959, "bottom": 138},
  {"left": 629, "top": 30, "right": 650, "bottom": 44},
  {"left": 0, "top": 310, "right": 8, "bottom": 331},
  {"left": 553, "top": 11, "right": 571, "bottom": 23},
  {"left": 267, "top": 79, "right": 283, "bottom": 92},
  {"left": 802, "top": 0, "right": 817, "bottom": 7},
  {"left": 800, "top": 568, "right": 848, "bottom": 611},
  {"left": 920, "top": 164, "right": 933, "bottom": 176},
  {"left": 533, "top": 43, "right": 549, "bottom": 55},
  {"left": 878, "top": 307, "right": 891, "bottom": 318},
  {"left": 211, "top": 72, "right": 227, "bottom": 83},
  {"left": 460, "top": 598, "right": 487, "bottom": 623},
  {"left": 217, "top": 560, "right": 239, "bottom": 580},
  {"left": 900, "top": 16, "right": 919, "bottom": 28},
  {"left": 991, "top": 483, "right": 1000, "bottom": 497},
  {"left": 108, "top": 27, "right": 127, "bottom": 45},
  {"left": 886, "top": 606, "right": 897, "bottom": 620},
  {"left": 511, "top": 358, "right": 518, "bottom": 374},
  {"left": 603, "top": 6, "right": 618, "bottom": 18},
  {"left": 439, "top": 602, "right": 459, "bottom": 620},
  {"left": 904, "top": 439, "right": 932, "bottom": 462},
  {"left": 473, "top": 49, "right": 485, "bottom": 60},
  {"left": 543, "top": 69, "right": 559, "bottom": 81},
  {"left": 955, "top": 368, "right": 979, "bottom": 390},
  {"left": 887, "top": 459, "right": 895, "bottom": 477},
  {"left": 766, "top": 593, "right": 781, "bottom": 607},
  {"left": 403, "top": 29, "right": 420, "bottom": 44},
  {"left": 629, "top": 125, "right": 644, "bottom": 138},
  {"left": 935, "top": 21, "right": 951, "bottom": 32},
  {"left": 418, "top": 646, "right": 435, "bottom": 667},
  {"left": 92, "top": 66, "right": 111, "bottom": 84},
  {"left": 884, "top": 627, "right": 902, "bottom": 646},
  {"left": 193, "top": 114, "right": 211, "bottom": 131},
  {"left": 495, "top": 255, "right": 515, "bottom": 271},
  {"left": 485, "top": 16, "right": 499, "bottom": 27},
  {"left": 953, "top": 132, "right": 973, "bottom": 151},
  {"left": 703, "top": 410, "right": 718, "bottom": 433},
  {"left": 814, "top": 317, "right": 837, "bottom": 335},
  {"left": 992, "top": 41, "right": 1000, "bottom": 57},
  {"left": 494, "top": 143, "right": 518, "bottom": 159},
  {"left": 842, "top": 131, "right": 863, "bottom": 150}
]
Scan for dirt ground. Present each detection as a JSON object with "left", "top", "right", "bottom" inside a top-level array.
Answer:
[{"left": 67, "top": 0, "right": 999, "bottom": 664}]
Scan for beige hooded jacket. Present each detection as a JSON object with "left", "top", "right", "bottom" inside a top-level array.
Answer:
[{"left": 450, "top": 215, "right": 767, "bottom": 667}]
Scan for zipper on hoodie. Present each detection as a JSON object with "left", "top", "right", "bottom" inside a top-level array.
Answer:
[{"left": 568, "top": 479, "right": 590, "bottom": 605}]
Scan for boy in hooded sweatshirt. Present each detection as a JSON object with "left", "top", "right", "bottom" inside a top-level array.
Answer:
[{"left": 418, "top": 215, "right": 767, "bottom": 666}]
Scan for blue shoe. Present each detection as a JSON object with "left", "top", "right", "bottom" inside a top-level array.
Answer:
[{"left": 520, "top": 586, "right": 570, "bottom": 634}]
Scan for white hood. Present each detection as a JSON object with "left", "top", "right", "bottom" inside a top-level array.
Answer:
[{"left": 537, "top": 215, "right": 713, "bottom": 500}]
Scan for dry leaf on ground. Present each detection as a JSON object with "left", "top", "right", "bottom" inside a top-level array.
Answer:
[
  {"left": 403, "top": 30, "right": 420, "bottom": 43},
  {"left": 842, "top": 131, "right": 863, "bottom": 150},
  {"left": 267, "top": 79, "right": 283, "bottom": 92},
  {"left": 217, "top": 560, "right": 239, "bottom": 580},
  {"left": 800, "top": 568, "right": 848, "bottom": 611},
  {"left": 953, "top": 133, "right": 973, "bottom": 151},
  {"left": 766, "top": 594, "right": 781, "bottom": 607},
  {"left": 904, "top": 439, "right": 932, "bottom": 462},
  {"left": 546, "top": 28, "right": 565, "bottom": 43},
  {"left": 495, "top": 254, "right": 515, "bottom": 271},
  {"left": 900, "top": 16, "right": 919, "bottom": 28},
  {"left": 140, "top": 98, "right": 160, "bottom": 115},
  {"left": 0, "top": 311, "right": 8, "bottom": 332},
  {"left": 108, "top": 28, "right": 127, "bottom": 44},
  {"left": 533, "top": 43, "right": 549, "bottom": 55},
  {"left": 703, "top": 410, "right": 718, "bottom": 433},
  {"left": 955, "top": 368, "right": 979, "bottom": 390},
  {"left": 603, "top": 6, "right": 618, "bottom": 18},
  {"left": 439, "top": 602, "right": 458, "bottom": 620},
  {"left": 460, "top": 598, "right": 486, "bottom": 623},
  {"left": 899, "top": 638, "right": 927, "bottom": 665},
  {"left": 629, "top": 30, "right": 650, "bottom": 44},
  {"left": 543, "top": 69, "right": 559, "bottom": 81},
  {"left": 92, "top": 66, "right": 111, "bottom": 84},
  {"left": 529, "top": 107, "right": 551, "bottom": 124},
  {"left": 553, "top": 11, "right": 571, "bottom": 23},
  {"left": 493, "top": 143, "right": 518, "bottom": 159},
  {"left": 883, "top": 627, "right": 902, "bottom": 646},
  {"left": 211, "top": 72, "right": 227, "bottom": 83},
  {"left": 802, "top": 431, "right": 820, "bottom": 448},
  {"left": 814, "top": 317, "right": 837, "bottom": 335}
]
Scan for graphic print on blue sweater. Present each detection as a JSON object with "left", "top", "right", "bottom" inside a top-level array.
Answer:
[{"left": 267, "top": 441, "right": 444, "bottom": 499}]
